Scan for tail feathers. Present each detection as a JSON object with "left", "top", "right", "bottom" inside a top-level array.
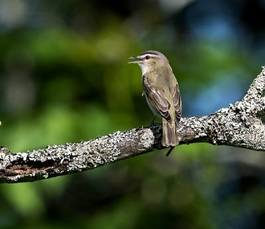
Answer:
[{"left": 162, "top": 118, "right": 179, "bottom": 147}]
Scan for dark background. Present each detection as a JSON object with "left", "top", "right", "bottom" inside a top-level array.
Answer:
[{"left": 0, "top": 0, "right": 265, "bottom": 228}]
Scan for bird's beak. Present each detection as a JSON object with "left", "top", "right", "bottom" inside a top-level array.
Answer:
[{"left": 128, "top": 56, "right": 143, "bottom": 64}]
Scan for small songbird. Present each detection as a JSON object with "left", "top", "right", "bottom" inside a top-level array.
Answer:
[{"left": 129, "top": 50, "right": 182, "bottom": 149}]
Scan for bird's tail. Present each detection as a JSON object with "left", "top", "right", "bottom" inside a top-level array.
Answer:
[{"left": 162, "top": 118, "right": 179, "bottom": 147}]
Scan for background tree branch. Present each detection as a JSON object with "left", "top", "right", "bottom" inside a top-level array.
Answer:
[{"left": 0, "top": 67, "right": 265, "bottom": 183}]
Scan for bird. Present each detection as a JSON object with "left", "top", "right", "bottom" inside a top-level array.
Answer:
[{"left": 128, "top": 50, "right": 182, "bottom": 153}]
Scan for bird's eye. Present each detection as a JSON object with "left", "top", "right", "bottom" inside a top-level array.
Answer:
[{"left": 145, "top": 55, "right": 150, "bottom": 60}]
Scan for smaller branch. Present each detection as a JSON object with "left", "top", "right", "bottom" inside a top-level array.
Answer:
[{"left": 244, "top": 66, "right": 265, "bottom": 102}]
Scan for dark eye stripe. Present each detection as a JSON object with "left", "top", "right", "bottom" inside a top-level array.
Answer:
[{"left": 141, "top": 54, "right": 158, "bottom": 59}]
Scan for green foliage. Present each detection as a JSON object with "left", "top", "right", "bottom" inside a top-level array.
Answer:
[{"left": 0, "top": 1, "right": 264, "bottom": 229}]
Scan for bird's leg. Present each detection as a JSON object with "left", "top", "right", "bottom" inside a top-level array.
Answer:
[{"left": 166, "top": 146, "right": 175, "bottom": 156}]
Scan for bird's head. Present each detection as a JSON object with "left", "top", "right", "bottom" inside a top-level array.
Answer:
[{"left": 128, "top": 50, "right": 169, "bottom": 75}]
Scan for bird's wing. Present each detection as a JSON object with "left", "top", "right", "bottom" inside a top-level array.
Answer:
[
  {"left": 143, "top": 78, "right": 171, "bottom": 120},
  {"left": 172, "top": 83, "right": 182, "bottom": 121}
]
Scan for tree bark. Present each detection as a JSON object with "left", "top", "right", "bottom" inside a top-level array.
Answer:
[{"left": 1, "top": 67, "right": 265, "bottom": 183}]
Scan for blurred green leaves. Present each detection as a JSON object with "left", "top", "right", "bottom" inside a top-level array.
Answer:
[
  {"left": 0, "top": 1, "right": 264, "bottom": 228},
  {"left": 2, "top": 183, "right": 44, "bottom": 217}
]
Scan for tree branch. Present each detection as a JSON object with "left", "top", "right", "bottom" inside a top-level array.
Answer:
[{"left": 1, "top": 67, "right": 265, "bottom": 183}]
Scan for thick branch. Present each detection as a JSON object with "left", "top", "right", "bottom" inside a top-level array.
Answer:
[{"left": 1, "top": 67, "right": 265, "bottom": 183}]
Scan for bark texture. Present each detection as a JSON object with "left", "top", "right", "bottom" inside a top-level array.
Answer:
[{"left": 1, "top": 67, "right": 265, "bottom": 183}]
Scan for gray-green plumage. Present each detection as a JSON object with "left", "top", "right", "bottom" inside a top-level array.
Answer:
[{"left": 129, "top": 50, "right": 182, "bottom": 147}]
